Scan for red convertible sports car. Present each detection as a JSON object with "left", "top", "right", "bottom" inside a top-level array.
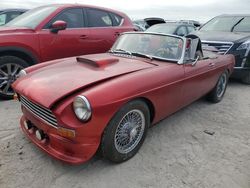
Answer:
[{"left": 12, "top": 33, "right": 235, "bottom": 164}]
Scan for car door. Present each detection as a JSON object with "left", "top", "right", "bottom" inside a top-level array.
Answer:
[
  {"left": 38, "top": 8, "right": 91, "bottom": 62},
  {"left": 84, "top": 8, "right": 121, "bottom": 54},
  {"left": 182, "top": 58, "right": 219, "bottom": 105},
  {"left": 152, "top": 64, "right": 186, "bottom": 122}
]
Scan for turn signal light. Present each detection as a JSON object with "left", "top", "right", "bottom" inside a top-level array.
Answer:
[
  {"left": 13, "top": 93, "right": 18, "bottom": 100},
  {"left": 57, "top": 127, "right": 75, "bottom": 139}
]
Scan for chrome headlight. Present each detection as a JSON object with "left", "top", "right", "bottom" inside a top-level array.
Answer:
[
  {"left": 73, "top": 95, "right": 92, "bottom": 122},
  {"left": 237, "top": 40, "right": 250, "bottom": 51},
  {"left": 18, "top": 69, "right": 27, "bottom": 78}
]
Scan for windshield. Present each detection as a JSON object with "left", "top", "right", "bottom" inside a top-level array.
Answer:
[
  {"left": 146, "top": 24, "right": 177, "bottom": 34},
  {"left": 233, "top": 17, "right": 250, "bottom": 32},
  {"left": 111, "top": 33, "right": 184, "bottom": 61},
  {"left": 5, "top": 6, "right": 58, "bottom": 29},
  {"left": 200, "top": 16, "right": 244, "bottom": 32}
]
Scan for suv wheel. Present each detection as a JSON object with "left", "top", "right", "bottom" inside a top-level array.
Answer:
[{"left": 0, "top": 56, "right": 28, "bottom": 100}]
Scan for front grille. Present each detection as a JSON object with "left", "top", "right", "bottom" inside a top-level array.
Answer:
[
  {"left": 20, "top": 95, "right": 58, "bottom": 128},
  {"left": 201, "top": 41, "right": 234, "bottom": 55}
]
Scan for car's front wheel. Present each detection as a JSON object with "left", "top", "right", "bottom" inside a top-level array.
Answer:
[
  {"left": 101, "top": 100, "right": 150, "bottom": 163},
  {"left": 207, "top": 71, "right": 228, "bottom": 103},
  {"left": 0, "top": 56, "right": 28, "bottom": 100}
]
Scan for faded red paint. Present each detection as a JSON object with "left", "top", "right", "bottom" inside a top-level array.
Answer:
[
  {"left": 13, "top": 52, "right": 235, "bottom": 164},
  {"left": 0, "top": 4, "right": 134, "bottom": 64}
]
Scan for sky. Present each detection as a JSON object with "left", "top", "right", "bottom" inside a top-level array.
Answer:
[{"left": 0, "top": 0, "right": 249, "bottom": 23}]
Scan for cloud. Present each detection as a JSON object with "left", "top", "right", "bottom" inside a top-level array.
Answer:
[{"left": 1, "top": 0, "right": 249, "bottom": 22}]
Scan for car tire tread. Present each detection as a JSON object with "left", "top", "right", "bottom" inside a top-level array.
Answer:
[
  {"left": 101, "top": 100, "right": 150, "bottom": 163},
  {"left": 0, "top": 56, "right": 29, "bottom": 100}
]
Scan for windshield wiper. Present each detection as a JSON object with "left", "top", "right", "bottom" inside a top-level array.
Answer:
[
  {"left": 131, "top": 52, "right": 153, "bottom": 60},
  {"left": 109, "top": 49, "right": 153, "bottom": 61},
  {"left": 231, "top": 17, "right": 244, "bottom": 32},
  {"left": 109, "top": 49, "right": 132, "bottom": 55}
]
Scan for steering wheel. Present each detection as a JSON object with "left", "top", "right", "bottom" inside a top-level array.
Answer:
[{"left": 154, "top": 47, "right": 175, "bottom": 59}]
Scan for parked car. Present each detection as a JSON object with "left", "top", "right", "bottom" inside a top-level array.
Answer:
[
  {"left": 0, "top": 9, "right": 28, "bottom": 26},
  {"left": 145, "top": 23, "right": 196, "bottom": 36},
  {"left": 133, "top": 23, "right": 145, "bottom": 31},
  {"left": 0, "top": 4, "right": 134, "bottom": 99},
  {"left": 194, "top": 14, "right": 250, "bottom": 84},
  {"left": 12, "top": 32, "right": 235, "bottom": 164},
  {"left": 133, "top": 17, "right": 166, "bottom": 30},
  {"left": 179, "top": 20, "right": 201, "bottom": 28}
]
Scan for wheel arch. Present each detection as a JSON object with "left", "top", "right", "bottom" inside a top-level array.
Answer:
[
  {"left": 0, "top": 46, "right": 39, "bottom": 66},
  {"left": 130, "top": 97, "right": 155, "bottom": 124}
]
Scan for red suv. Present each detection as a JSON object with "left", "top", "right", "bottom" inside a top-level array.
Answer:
[{"left": 0, "top": 4, "right": 135, "bottom": 99}]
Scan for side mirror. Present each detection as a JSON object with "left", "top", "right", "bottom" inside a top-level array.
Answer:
[{"left": 50, "top": 20, "right": 67, "bottom": 34}]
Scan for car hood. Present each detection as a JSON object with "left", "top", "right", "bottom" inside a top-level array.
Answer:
[
  {"left": 194, "top": 30, "right": 250, "bottom": 42},
  {"left": 13, "top": 54, "right": 156, "bottom": 108},
  {"left": 0, "top": 26, "right": 34, "bottom": 34}
]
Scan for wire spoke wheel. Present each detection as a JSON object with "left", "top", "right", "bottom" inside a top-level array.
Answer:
[
  {"left": 216, "top": 73, "right": 227, "bottom": 98},
  {"left": 114, "top": 109, "right": 145, "bottom": 154},
  {"left": 0, "top": 63, "right": 24, "bottom": 96}
]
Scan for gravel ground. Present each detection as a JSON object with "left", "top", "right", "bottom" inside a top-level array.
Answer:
[{"left": 0, "top": 81, "right": 250, "bottom": 188}]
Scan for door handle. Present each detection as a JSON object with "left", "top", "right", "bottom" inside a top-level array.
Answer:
[
  {"left": 79, "top": 35, "right": 88, "bottom": 39},
  {"left": 115, "top": 32, "right": 120, "bottom": 36},
  {"left": 208, "top": 62, "right": 215, "bottom": 67}
]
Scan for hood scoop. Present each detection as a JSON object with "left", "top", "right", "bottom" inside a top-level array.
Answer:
[{"left": 76, "top": 56, "right": 119, "bottom": 68}]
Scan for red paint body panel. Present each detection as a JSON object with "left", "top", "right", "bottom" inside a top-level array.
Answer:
[
  {"left": 13, "top": 54, "right": 155, "bottom": 108},
  {"left": 0, "top": 4, "right": 134, "bottom": 63},
  {"left": 13, "top": 52, "right": 235, "bottom": 164}
]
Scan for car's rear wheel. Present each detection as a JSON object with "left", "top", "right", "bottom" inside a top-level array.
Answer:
[
  {"left": 207, "top": 71, "right": 228, "bottom": 103},
  {"left": 241, "top": 72, "right": 250, "bottom": 85},
  {"left": 101, "top": 100, "right": 150, "bottom": 163},
  {"left": 0, "top": 56, "right": 28, "bottom": 100}
]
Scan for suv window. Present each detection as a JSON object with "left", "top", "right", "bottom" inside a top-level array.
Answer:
[
  {"left": 87, "top": 9, "right": 112, "bottom": 27},
  {"left": 6, "top": 6, "right": 58, "bottom": 29},
  {"left": 110, "top": 13, "right": 123, "bottom": 26},
  {"left": 176, "top": 26, "right": 187, "bottom": 36},
  {"left": 48, "top": 8, "right": 84, "bottom": 28},
  {"left": 233, "top": 17, "right": 250, "bottom": 32},
  {"left": 187, "top": 26, "right": 195, "bottom": 33},
  {"left": 0, "top": 14, "right": 6, "bottom": 25},
  {"left": 9, "top": 12, "right": 22, "bottom": 19}
]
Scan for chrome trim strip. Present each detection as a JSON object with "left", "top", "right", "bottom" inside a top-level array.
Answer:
[
  {"left": 21, "top": 99, "right": 57, "bottom": 124},
  {"left": 21, "top": 102, "right": 58, "bottom": 129},
  {"left": 234, "top": 67, "right": 250, "bottom": 70},
  {"left": 20, "top": 96, "right": 58, "bottom": 128},
  {"left": 201, "top": 40, "right": 234, "bottom": 55},
  {"left": 21, "top": 97, "right": 54, "bottom": 117},
  {"left": 201, "top": 40, "right": 233, "bottom": 45}
]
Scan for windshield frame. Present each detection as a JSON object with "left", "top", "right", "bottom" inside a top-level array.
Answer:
[{"left": 111, "top": 32, "right": 187, "bottom": 64}]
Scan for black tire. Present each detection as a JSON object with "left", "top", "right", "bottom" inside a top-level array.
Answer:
[
  {"left": 101, "top": 100, "right": 150, "bottom": 163},
  {"left": 241, "top": 72, "right": 250, "bottom": 85},
  {"left": 0, "top": 56, "right": 29, "bottom": 100},
  {"left": 207, "top": 71, "right": 229, "bottom": 103}
]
